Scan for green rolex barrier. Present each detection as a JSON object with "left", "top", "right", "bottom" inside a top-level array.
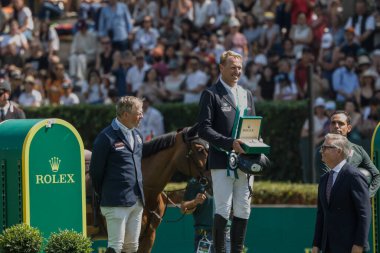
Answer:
[
  {"left": 0, "top": 118, "right": 86, "bottom": 240},
  {"left": 372, "top": 122, "right": 380, "bottom": 253}
]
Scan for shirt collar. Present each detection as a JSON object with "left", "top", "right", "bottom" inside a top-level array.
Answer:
[
  {"left": 331, "top": 159, "right": 347, "bottom": 174},
  {"left": 0, "top": 101, "right": 10, "bottom": 113},
  {"left": 115, "top": 118, "right": 133, "bottom": 134},
  {"left": 220, "top": 77, "right": 237, "bottom": 92}
]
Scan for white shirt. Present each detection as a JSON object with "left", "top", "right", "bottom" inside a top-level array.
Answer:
[
  {"left": 126, "top": 64, "right": 151, "bottom": 93},
  {"left": 60, "top": 93, "right": 80, "bottom": 105},
  {"left": 220, "top": 77, "right": 248, "bottom": 117},
  {"left": 18, "top": 90, "right": 42, "bottom": 107},
  {"left": 194, "top": 0, "right": 211, "bottom": 28},
  {"left": 183, "top": 70, "right": 208, "bottom": 104},
  {"left": 330, "top": 159, "right": 346, "bottom": 185},
  {"left": 115, "top": 117, "right": 134, "bottom": 148},
  {"left": 138, "top": 106, "right": 165, "bottom": 142}
]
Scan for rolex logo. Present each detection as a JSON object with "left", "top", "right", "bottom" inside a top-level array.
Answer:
[{"left": 49, "top": 157, "right": 61, "bottom": 172}]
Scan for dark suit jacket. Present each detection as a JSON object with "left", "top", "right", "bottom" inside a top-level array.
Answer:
[
  {"left": 90, "top": 119, "right": 145, "bottom": 207},
  {"left": 198, "top": 81, "right": 255, "bottom": 170},
  {"left": 313, "top": 163, "right": 371, "bottom": 253}
]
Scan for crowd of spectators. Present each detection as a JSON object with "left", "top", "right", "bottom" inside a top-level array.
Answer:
[{"left": 0, "top": 0, "right": 380, "bottom": 144}]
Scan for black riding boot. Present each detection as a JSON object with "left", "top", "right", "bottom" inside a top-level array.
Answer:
[
  {"left": 230, "top": 216, "right": 248, "bottom": 253},
  {"left": 213, "top": 214, "right": 228, "bottom": 253},
  {"left": 105, "top": 248, "right": 117, "bottom": 253}
]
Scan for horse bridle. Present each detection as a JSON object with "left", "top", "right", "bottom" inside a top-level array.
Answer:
[{"left": 181, "top": 128, "right": 209, "bottom": 187}]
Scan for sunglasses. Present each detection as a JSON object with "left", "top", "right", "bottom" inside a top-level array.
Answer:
[{"left": 320, "top": 145, "right": 338, "bottom": 151}]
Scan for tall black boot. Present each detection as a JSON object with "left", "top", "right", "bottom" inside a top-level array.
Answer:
[
  {"left": 213, "top": 214, "right": 228, "bottom": 253},
  {"left": 105, "top": 248, "right": 117, "bottom": 253},
  {"left": 230, "top": 216, "right": 248, "bottom": 253}
]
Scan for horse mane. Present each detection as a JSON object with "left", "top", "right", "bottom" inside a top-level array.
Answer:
[{"left": 142, "top": 132, "right": 177, "bottom": 158}]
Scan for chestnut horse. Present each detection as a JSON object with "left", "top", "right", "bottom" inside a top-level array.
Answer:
[{"left": 86, "top": 124, "right": 209, "bottom": 253}]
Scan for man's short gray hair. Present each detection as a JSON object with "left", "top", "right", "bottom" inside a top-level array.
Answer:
[
  {"left": 116, "top": 96, "right": 143, "bottom": 117},
  {"left": 325, "top": 133, "right": 350, "bottom": 159}
]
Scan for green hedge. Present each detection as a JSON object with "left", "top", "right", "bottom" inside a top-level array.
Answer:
[
  {"left": 164, "top": 181, "right": 317, "bottom": 205},
  {"left": 23, "top": 101, "right": 308, "bottom": 181}
]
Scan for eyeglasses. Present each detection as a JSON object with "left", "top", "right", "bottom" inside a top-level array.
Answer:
[{"left": 320, "top": 145, "right": 338, "bottom": 151}]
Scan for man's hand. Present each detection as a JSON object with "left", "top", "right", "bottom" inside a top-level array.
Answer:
[
  {"left": 351, "top": 245, "right": 363, "bottom": 253},
  {"left": 311, "top": 246, "right": 320, "bottom": 253},
  {"left": 194, "top": 193, "right": 207, "bottom": 205},
  {"left": 233, "top": 139, "right": 246, "bottom": 154}
]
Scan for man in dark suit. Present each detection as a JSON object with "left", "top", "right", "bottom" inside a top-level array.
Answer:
[
  {"left": 198, "top": 50, "right": 256, "bottom": 253},
  {"left": 312, "top": 133, "right": 371, "bottom": 253},
  {"left": 90, "top": 96, "right": 145, "bottom": 253}
]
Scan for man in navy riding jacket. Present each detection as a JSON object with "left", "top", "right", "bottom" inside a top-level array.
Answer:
[
  {"left": 198, "top": 50, "right": 256, "bottom": 253},
  {"left": 90, "top": 96, "right": 145, "bottom": 253}
]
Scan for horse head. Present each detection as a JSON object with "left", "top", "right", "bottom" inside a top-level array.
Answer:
[{"left": 179, "top": 123, "right": 209, "bottom": 182}]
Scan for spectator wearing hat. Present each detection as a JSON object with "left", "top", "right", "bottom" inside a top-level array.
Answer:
[
  {"left": 18, "top": 75, "right": 42, "bottom": 107},
  {"left": 98, "top": 0, "right": 133, "bottom": 52},
  {"left": 60, "top": 81, "right": 80, "bottom": 106},
  {"left": 345, "top": 0, "right": 375, "bottom": 52},
  {"left": 300, "top": 97, "right": 328, "bottom": 182},
  {"left": 260, "top": 11, "right": 281, "bottom": 54},
  {"left": 224, "top": 17, "right": 248, "bottom": 61},
  {"left": 137, "top": 96, "right": 164, "bottom": 142},
  {"left": 0, "top": 79, "right": 25, "bottom": 123},
  {"left": 359, "top": 69, "right": 377, "bottom": 109},
  {"left": 69, "top": 19, "right": 97, "bottom": 82},
  {"left": 163, "top": 60, "right": 186, "bottom": 102},
  {"left": 332, "top": 54, "right": 360, "bottom": 103},
  {"left": 318, "top": 33, "right": 339, "bottom": 93},
  {"left": 132, "top": 16, "right": 160, "bottom": 53},
  {"left": 357, "top": 54, "right": 372, "bottom": 74},
  {"left": 340, "top": 27, "right": 362, "bottom": 57},
  {"left": 206, "top": 0, "right": 235, "bottom": 31}
]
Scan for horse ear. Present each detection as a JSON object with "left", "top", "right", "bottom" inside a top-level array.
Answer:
[{"left": 187, "top": 123, "right": 199, "bottom": 138}]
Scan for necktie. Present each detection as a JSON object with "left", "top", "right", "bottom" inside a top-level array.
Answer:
[
  {"left": 0, "top": 108, "right": 4, "bottom": 121},
  {"left": 326, "top": 170, "right": 335, "bottom": 204},
  {"left": 127, "top": 130, "right": 134, "bottom": 150}
]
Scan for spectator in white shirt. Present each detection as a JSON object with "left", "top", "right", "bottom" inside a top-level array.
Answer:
[
  {"left": 12, "top": 0, "right": 34, "bottom": 40},
  {"left": 183, "top": 57, "right": 209, "bottom": 104},
  {"left": 126, "top": 52, "right": 151, "bottom": 95},
  {"left": 69, "top": 19, "right": 97, "bottom": 82},
  {"left": 18, "top": 75, "right": 42, "bottom": 107},
  {"left": 138, "top": 97, "right": 165, "bottom": 142},
  {"left": 60, "top": 81, "right": 80, "bottom": 105}
]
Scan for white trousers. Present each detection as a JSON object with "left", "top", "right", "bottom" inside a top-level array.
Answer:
[
  {"left": 101, "top": 200, "right": 143, "bottom": 253},
  {"left": 211, "top": 169, "right": 254, "bottom": 220},
  {"left": 69, "top": 53, "right": 88, "bottom": 80}
]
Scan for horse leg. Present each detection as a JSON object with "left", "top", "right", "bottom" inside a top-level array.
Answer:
[{"left": 138, "top": 195, "right": 165, "bottom": 253}]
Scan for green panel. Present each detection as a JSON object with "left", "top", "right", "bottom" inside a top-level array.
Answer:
[
  {"left": 0, "top": 119, "right": 42, "bottom": 232},
  {"left": 92, "top": 206, "right": 376, "bottom": 253},
  {"left": 372, "top": 123, "right": 380, "bottom": 253},
  {"left": 28, "top": 123, "right": 84, "bottom": 237}
]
